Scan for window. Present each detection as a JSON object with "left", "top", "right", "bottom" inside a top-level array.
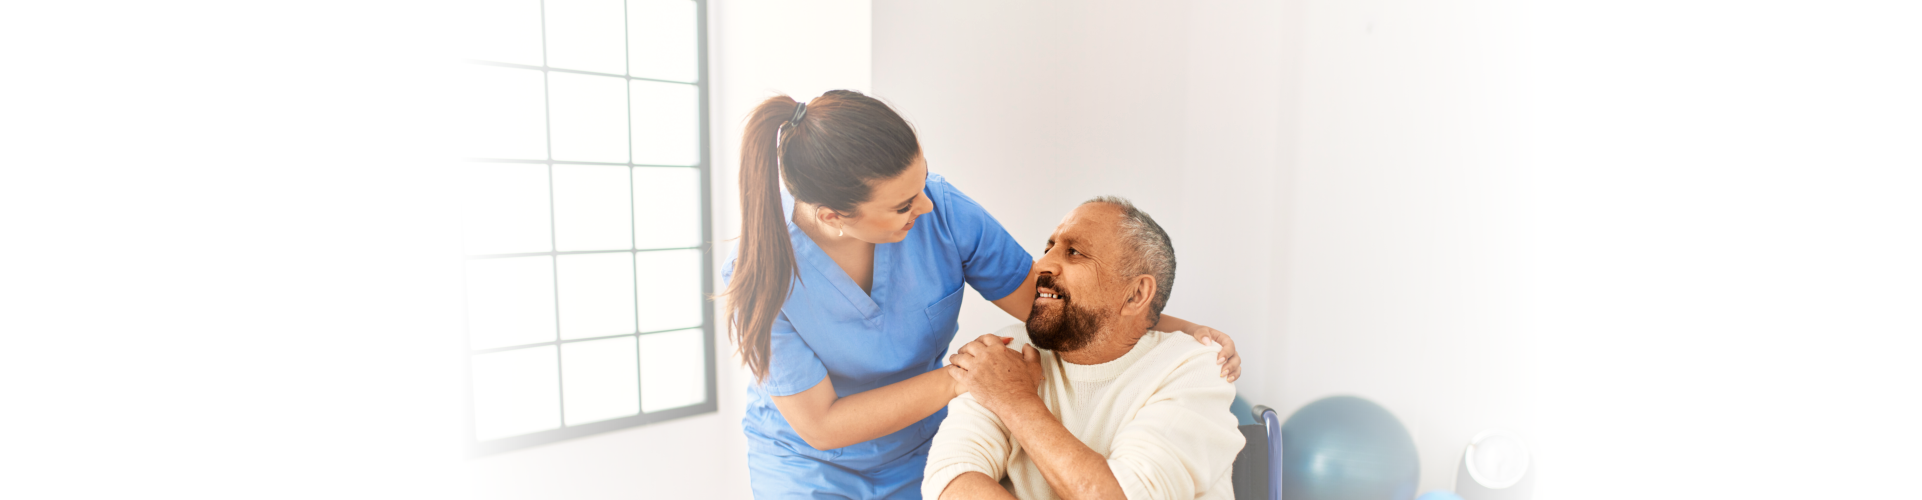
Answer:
[{"left": 458, "top": 0, "right": 711, "bottom": 455}]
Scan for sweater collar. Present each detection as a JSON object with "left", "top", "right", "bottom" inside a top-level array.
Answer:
[{"left": 1056, "top": 330, "right": 1165, "bottom": 383}]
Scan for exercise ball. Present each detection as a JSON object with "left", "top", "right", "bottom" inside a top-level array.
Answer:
[{"left": 1281, "top": 396, "right": 1420, "bottom": 500}]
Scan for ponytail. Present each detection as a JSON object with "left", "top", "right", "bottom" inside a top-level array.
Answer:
[
  {"left": 724, "top": 91, "right": 921, "bottom": 383},
  {"left": 726, "top": 96, "right": 801, "bottom": 382}
]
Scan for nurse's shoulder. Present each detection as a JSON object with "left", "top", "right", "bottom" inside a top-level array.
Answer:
[{"left": 920, "top": 173, "right": 1003, "bottom": 234}]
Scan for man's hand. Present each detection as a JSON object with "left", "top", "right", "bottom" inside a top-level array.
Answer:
[
  {"left": 947, "top": 334, "right": 1044, "bottom": 412},
  {"left": 950, "top": 334, "right": 1126, "bottom": 500}
]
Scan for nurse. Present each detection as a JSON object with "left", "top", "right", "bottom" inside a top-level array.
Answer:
[{"left": 722, "top": 90, "right": 1242, "bottom": 499}]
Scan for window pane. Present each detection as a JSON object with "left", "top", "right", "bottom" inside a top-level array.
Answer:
[
  {"left": 561, "top": 336, "right": 641, "bottom": 425},
  {"left": 628, "top": 0, "right": 698, "bottom": 83},
  {"left": 641, "top": 329, "right": 706, "bottom": 412},
  {"left": 471, "top": 346, "right": 560, "bottom": 441},
  {"left": 556, "top": 252, "right": 636, "bottom": 339},
  {"left": 466, "top": 256, "right": 558, "bottom": 350},
  {"left": 552, "top": 165, "right": 632, "bottom": 251},
  {"left": 631, "top": 81, "right": 699, "bottom": 166},
  {"left": 548, "top": 72, "right": 631, "bottom": 163},
  {"left": 635, "top": 249, "right": 702, "bottom": 332},
  {"left": 462, "top": 0, "right": 544, "bottom": 66},
  {"left": 462, "top": 163, "right": 552, "bottom": 256},
  {"left": 544, "top": 0, "right": 626, "bottom": 75},
  {"left": 633, "top": 167, "right": 700, "bottom": 249},
  {"left": 459, "top": 65, "right": 548, "bottom": 161}
]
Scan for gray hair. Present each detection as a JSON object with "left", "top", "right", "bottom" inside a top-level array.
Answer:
[{"left": 1082, "top": 196, "right": 1175, "bottom": 326}]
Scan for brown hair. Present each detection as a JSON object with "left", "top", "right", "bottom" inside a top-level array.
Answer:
[{"left": 725, "top": 90, "right": 921, "bottom": 382}]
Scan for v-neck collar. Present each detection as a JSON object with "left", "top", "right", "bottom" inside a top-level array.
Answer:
[
  {"left": 788, "top": 220, "right": 885, "bottom": 321},
  {"left": 783, "top": 191, "right": 886, "bottom": 321}
]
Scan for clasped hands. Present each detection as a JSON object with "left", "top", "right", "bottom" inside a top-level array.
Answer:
[{"left": 946, "top": 334, "right": 1045, "bottom": 411}]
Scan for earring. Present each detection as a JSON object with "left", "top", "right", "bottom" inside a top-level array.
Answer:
[{"left": 838, "top": 226, "right": 845, "bottom": 237}]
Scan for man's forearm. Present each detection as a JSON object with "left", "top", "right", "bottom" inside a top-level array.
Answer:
[
  {"left": 939, "top": 472, "right": 1018, "bottom": 500},
  {"left": 989, "top": 396, "right": 1126, "bottom": 500}
]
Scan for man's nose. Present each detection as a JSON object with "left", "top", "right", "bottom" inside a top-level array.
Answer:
[{"left": 1033, "top": 251, "right": 1063, "bottom": 273}]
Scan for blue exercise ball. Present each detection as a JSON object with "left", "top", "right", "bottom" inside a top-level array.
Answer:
[{"left": 1281, "top": 396, "right": 1420, "bottom": 500}]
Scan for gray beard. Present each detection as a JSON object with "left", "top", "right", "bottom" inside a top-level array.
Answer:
[{"left": 1026, "top": 299, "right": 1106, "bottom": 352}]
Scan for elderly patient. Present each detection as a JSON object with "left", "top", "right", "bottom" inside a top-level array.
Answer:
[{"left": 924, "top": 197, "right": 1243, "bottom": 500}]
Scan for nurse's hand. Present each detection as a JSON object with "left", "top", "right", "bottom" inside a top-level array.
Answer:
[
  {"left": 948, "top": 335, "right": 1043, "bottom": 412},
  {"left": 1154, "top": 314, "right": 1242, "bottom": 382},
  {"left": 1185, "top": 325, "right": 1242, "bottom": 382}
]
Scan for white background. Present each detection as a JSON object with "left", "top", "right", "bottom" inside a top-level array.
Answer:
[{"left": 4, "top": 0, "right": 1918, "bottom": 499}]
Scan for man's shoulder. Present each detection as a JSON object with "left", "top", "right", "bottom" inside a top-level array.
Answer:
[
  {"left": 1123, "top": 330, "right": 1228, "bottom": 385},
  {"left": 1143, "top": 330, "right": 1221, "bottom": 362}
]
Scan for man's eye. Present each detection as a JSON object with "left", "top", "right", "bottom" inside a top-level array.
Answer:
[{"left": 1068, "top": 248, "right": 1079, "bottom": 256}]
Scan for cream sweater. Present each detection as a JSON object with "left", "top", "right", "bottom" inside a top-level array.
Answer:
[{"left": 923, "top": 325, "right": 1244, "bottom": 500}]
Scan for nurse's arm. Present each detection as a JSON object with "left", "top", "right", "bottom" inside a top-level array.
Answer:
[
  {"left": 988, "top": 271, "right": 1041, "bottom": 322},
  {"left": 1152, "top": 314, "right": 1242, "bottom": 382},
  {"left": 771, "top": 369, "right": 960, "bottom": 451}
]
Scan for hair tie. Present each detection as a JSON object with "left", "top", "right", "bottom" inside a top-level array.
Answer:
[
  {"left": 776, "top": 102, "right": 807, "bottom": 172},
  {"left": 788, "top": 102, "right": 808, "bottom": 126}
]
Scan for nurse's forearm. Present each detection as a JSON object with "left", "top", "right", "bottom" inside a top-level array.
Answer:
[
  {"left": 989, "top": 271, "right": 1041, "bottom": 322},
  {"left": 772, "top": 368, "right": 960, "bottom": 451},
  {"left": 1152, "top": 313, "right": 1197, "bottom": 333}
]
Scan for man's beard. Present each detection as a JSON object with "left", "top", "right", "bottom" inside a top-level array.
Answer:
[{"left": 1026, "top": 275, "right": 1105, "bottom": 352}]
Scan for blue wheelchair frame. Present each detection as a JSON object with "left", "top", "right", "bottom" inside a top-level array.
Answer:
[{"left": 1233, "top": 403, "right": 1283, "bottom": 500}]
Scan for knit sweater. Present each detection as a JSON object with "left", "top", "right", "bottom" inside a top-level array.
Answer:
[{"left": 922, "top": 324, "right": 1243, "bottom": 500}]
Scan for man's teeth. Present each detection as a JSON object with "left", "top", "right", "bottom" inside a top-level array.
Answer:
[{"left": 1038, "top": 293, "right": 1062, "bottom": 299}]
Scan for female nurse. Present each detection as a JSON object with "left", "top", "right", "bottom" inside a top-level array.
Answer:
[{"left": 721, "top": 90, "right": 1243, "bottom": 499}]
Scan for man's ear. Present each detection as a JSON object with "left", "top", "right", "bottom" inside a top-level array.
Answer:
[{"left": 1121, "top": 274, "right": 1157, "bottom": 318}]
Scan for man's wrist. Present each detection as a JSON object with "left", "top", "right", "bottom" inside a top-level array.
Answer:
[{"left": 981, "top": 390, "right": 1045, "bottom": 422}]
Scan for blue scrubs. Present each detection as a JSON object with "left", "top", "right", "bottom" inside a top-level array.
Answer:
[{"left": 723, "top": 174, "right": 1032, "bottom": 499}]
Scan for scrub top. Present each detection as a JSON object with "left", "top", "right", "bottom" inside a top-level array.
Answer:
[{"left": 722, "top": 174, "right": 1032, "bottom": 498}]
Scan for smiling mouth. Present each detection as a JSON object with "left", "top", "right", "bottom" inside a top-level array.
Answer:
[{"left": 1034, "top": 275, "right": 1068, "bottom": 302}]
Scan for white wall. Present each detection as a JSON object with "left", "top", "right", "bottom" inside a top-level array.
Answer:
[
  {"left": 870, "top": 0, "right": 1303, "bottom": 445},
  {"left": 879, "top": 0, "right": 1922, "bottom": 498},
  {"left": 465, "top": 1, "right": 872, "bottom": 499},
  {"left": 874, "top": 0, "right": 1525, "bottom": 493},
  {"left": 872, "top": 0, "right": 1293, "bottom": 400},
  {"left": 1281, "top": 0, "right": 1535, "bottom": 492}
]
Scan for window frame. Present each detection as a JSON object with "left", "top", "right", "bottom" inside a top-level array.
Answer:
[{"left": 461, "top": 0, "right": 715, "bottom": 457}]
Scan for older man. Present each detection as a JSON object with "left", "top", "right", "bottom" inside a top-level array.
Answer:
[{"left": 923, "top": 197, "right": 1243, "bottom": 500}]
